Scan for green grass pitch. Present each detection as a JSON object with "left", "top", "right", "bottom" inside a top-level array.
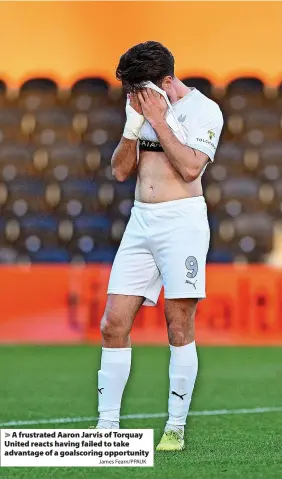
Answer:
[{"left": 0, "top": 345, "right": 282, "bottom": 478}]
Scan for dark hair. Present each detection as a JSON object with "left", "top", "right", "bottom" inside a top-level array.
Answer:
[{"left": 116, "top": 41, "right": 174, "bottom": 92}]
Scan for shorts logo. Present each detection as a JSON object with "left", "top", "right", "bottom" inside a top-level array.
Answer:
[
  {"left": 185, "top": 279, "right": 197, "bottom": 290},
  {"left": 185, "top": 256, "right": 198, "bottom": 288}
]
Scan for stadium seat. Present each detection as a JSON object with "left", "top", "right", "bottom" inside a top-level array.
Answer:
[
  {"left": 72, "top": 77, "right": 109, "bottom": 95},
  {"left": 59, "top": 178, "right": 98, "bottom": 214},
  {"left": 0, "top": 80, "right": 7, "bottom": 107},
  {"left": 31, "top": 247, "right": 70, "bottom": 263},
  {"left": 98, "top": 142, "right": 119, "bottom": 166},
  {"left": 182, "top": 77, "right": 212, "bottom": 97},
  {"left": 46, "top": 143, "right": 86, "bottom": 177},
  {"left": 0, "top": 246, "right": 18, "bottom": 264},
  {"left": 215, "top": 142, "right": 244, "bottom": 171},
  {"left": 114, "top": 181, "right": 136, "bottom": 199},
  {"left": 85, "top": 247, "right": 117, "bottom": 263},
  {"left": 19, "top": 78, "right": 58, "bottom": 111},
  {"left": 0, "top": 109, "right": 24, "bottom": 143},
  {"left": 207, "top": 249, "right": 234, "bottom": 263},
  {"left": 7, "top": 178, "right": 46, "bottom": 214},
  {"left": 20, "top": 214, "right": 58, "bottom": 233},
  {"left": 225, "top": 78, "right": 265, "bottom": 107},
  {"left": 74, "top": 214, "right": 111, "bottom": 239},
  {"left": 260, "top": 140, "right": 282, "bottom": 166},
  {"left": 221, "top": 177, "right": 260, "bottom": 200},
  {"left": 70, "top": 77, "right": 111, "bottom": 112},
  {"left": 85, "top": 108, "right": 124, "bottom": 144},
  {"left": 0, "top": 143, "right": 33, "bottom": 178}
]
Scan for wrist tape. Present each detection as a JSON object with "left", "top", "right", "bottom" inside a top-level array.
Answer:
[{"left": 123, "top": 98, "right": 145, "bottom": 140}]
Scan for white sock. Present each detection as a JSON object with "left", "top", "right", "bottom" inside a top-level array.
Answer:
[
  {"left": 97, "top": 347, "right": 131, "bottom": 428},
  {"left": 166, "top": 341, "right": 198, "bottom": 434}
]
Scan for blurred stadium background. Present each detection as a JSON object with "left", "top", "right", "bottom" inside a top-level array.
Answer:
[{"left": 0, "top": 3, "right": 282, "bottom": 477}]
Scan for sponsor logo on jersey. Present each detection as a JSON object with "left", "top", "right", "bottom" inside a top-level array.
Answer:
[
  {"left": 196, "top": 138, "right": 216, "bottom": 149},
  {"left": 140, "top": 140, "right": 160, "bottom": 148},
  {"left": 208, "top": 129, "right": 215, "bottom": 140}
]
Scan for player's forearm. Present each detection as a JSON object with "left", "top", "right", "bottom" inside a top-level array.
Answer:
[
  {"left": 111, "top": 137, "right": 138, "bottom": 182},
  {"left": 153, "top": 120, "right": 202, "bottom": 182}
]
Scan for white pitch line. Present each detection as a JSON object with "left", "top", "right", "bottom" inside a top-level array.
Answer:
[{"left": 0, "top": 406, "right": 282, "bottom": 428}]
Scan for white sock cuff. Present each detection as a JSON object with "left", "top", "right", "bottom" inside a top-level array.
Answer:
[
  {"left": 102, "top": 347, "right": 132, "bottom": 352},
  {"left": 169, "top": 341, "right": 197, "bottom": 366},
  {"left": 101, "top": 347, "right": 132, "bottom": 365}
]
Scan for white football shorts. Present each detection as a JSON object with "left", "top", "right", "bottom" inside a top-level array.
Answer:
[{"left": 108, "top": 196, "right": 210, "bottom": 306}]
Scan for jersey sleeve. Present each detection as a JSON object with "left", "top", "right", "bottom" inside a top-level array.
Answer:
[{"left": 184, "top": 104, "right": 224, "bottom": 161}]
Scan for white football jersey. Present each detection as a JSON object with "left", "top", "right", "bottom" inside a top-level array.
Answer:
[{"left": 139, "top": 88, "right": 224, "bottom": 161}]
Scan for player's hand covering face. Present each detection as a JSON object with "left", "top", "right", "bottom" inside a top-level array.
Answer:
[
  {"left": 137, "top": 89, "right": 167, "bottom": 127},
  {"left": 128, "top": 93, "right": 143, "bottom": 115}
]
